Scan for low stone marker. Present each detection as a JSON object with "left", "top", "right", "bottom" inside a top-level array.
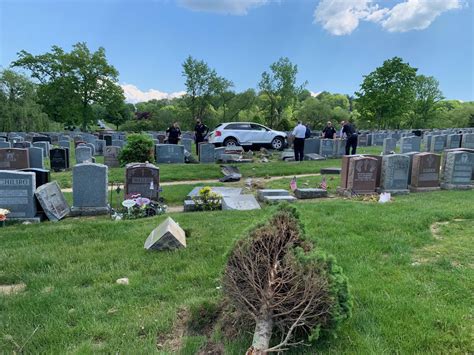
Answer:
[
  {"left": 400, "top": 136, "right": 421, "bottom": 153},
  {"left": 32, "top": 141, "right": 49, "bottom": 157},
  {"left": 441, "top": 151, "right": 473, "bottom": 190},
  {"left": 35, "top": 181, "right": 70, "bottom": 221},
  {"left": 320, "top": 167, "right": 341, "bottom": 174},
  {"left": 446, "top": 134, "right": 461, "bottom": 149},
  {"left": 304, "top": 153, "right": 326, "bottom": 161},
  {"left": 144, "top": 217, "right": 186, "bottom": 251},
  {"left": 0, "top": 142, "right": 11, "bottom": 148},
  {"left": 222, "top": 195, "right": 261, "bottom": 210},
  {"left": 294, "top": 188, "right": 328, "bottom": 199},
  {"left": 257, "top": 189, "right": 297, "bottom": 203},
  {"left": 181, "top": 138, "right": 193, "bottom": 153},
  {"left": 430, "top": 135, "right": 445, "bottom": 153}
]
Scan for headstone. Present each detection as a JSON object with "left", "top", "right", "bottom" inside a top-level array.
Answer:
[
  {"left": 334, "top": 139, "right": 346, "bottom": 157},
  {"left": 103, "top": 135, "right": 112, "bottom": 146},
  {"left": 112, "top": 139, "right": 124, "bottom": 148},
  {"left": 257, "top": 189, "right": 296, "bottom": 203},
  {"left": 294, "top": 188, "right": 328, "bottom": 199},
  {"left": 85, "top": 143, "right": 96, "bottom": 156},
  {"left": 59, "top": 140, "right": 70, "bottom": 149},
  {"left": 35, "top": 181, "right": 70, "bottom": 221},
  {"left": 446, "top": 134, "right": 461, "bottom": 149},
  {"left": 320, "top": 167, "right": 341, "bottom": 174},
  {"left": 75, "top": 146, "right": 93, "bottom": 164},
  {"left": 0, "top": 170, "right": 38, "bottom": 220},
  {"left": 358, "top": 134, "right": 368, "bottom": 146},
  {"left": 32, "top": 136, "right": 51, "bottom": 144},
  {"left": 95, "top": 139, "right": 106, "bottom": 155},
  {"left": 0, "top": 142, "right": 11, "bottom": 148},
  {"left": 155, "top": 144, "right": 185, "bottom": 164},
  {"left": 186, "top": 186, "right": 242, "bottom": 200},
  {"left": 50, "top": 148, "right": 69, "bottom": 171},
  {"left": 199, "top": 143, "right": 215, "bottom": 164},
  {"left": 409, "top": 153, "right": 441, "bottom": 192},
  {"left": 181, "top": 138, "right": 193, "bottom": 153},
  {"left": 20, "top": 167, "right": 50, "bottom": 218},
  {"left": 71, "top": 163, "right": 109, "bottom": 215},
  {"left": 144, "top": 217, "right": 186, "bottom": 251},
  {"left": 33, "top": 141, "right": 49, "bottom": 158},
  {"left": 304, "top": 138, "right": 320, "bottom": 155},
  {"left": 125, "top": 162, "right": 160, "bottom": 200},
  {"left": 441, "top": 151, "right": 473, "bottom": 190},
  {"left": 104, "top": 146, "right": 121, "bottom": 168},
  {"left": 343, "top": 156, "right": 378, "bottom": 194},
  {"left": 461, "top": 133, "right": 474, "bottom": 149},
  {"left": 0, "top": 148, "right": 30, "bottom": 170},
  {"left": 28, "top": 147, "right": 44, "bottom": 169},
  {"left": 222, "top": 195, "right": 261, "bottom": 211},
  {"left": 400, "top": 136, "right": 421, "bottom": 153},
  {"left": 382, "top": 138, "right": 397, "bottom": 155},
  {"left": 304, "top": 153, "right": 326, "bottom": 161},
  {"left": 320, "top": 139, "right": 335, "bottom": 158},
  {"left": 13, "top": 142, "right": 31, "bottom": 149},
  {"left": 363, "top": 154, "right": 383, "bottom": 188},
  {"left": 430, "top": 135, "right": 445, "bottom": 153},
  {"left": 379, "top": 154, "right": 410, "bottom": 194},
  {"left": 340, "top": 155, "right": 359, "bottom": 189}
]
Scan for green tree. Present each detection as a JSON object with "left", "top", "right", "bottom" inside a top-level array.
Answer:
[
  {"left": 12, "top": 42, "right": 124, "bottom": 130},
  {"left": 258, "top": 57, "right": 306, "bottom": 129},
  {"left": 0, "top": 69, "right": 58, "bottom": 132},
  {"left": 182, "top": 56, "right": 232, "bottom": 122},
  {"left": 355, "top": 57, "right": 418, "bottom": 129},
  {"left": 409, "top": 75, "right": 444, "bottom": 128}
]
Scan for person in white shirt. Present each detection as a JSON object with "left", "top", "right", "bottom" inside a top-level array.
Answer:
[{"left": 292, "top": 121, "right": 307, "bottom": 161}]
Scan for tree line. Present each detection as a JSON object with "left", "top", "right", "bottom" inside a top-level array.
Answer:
[{"left": 1, "top": 42, "right": 472, "bottom": 133}]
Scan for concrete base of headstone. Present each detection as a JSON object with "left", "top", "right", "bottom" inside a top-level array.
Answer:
[
  {"left": 263, "top": 195, "right": 297, "bottom": 203},
  {"left": 440, "top": 183, "right": 473, "bottom": 190},
  {"left": 408, "top": 186, "right": 441, "bottom": 193},
  {"left": 376, "top": 188, "right": 409, "bottom": 195},
  {"left": 222, "top": 195, "right": 261, "bottom": 210},
  {"left": 281, "top": 151, "right": 294, "bottom": 161},
  {"left": 7, "top": 216, "right": 42, "bottom": 223},
  {"left": 144, "top": 217, "right": 186, "bottom": 251},
  {"left": 304, "top": 153, "right": 326, "bottom": 161},
  {"left": 320, "top": 168, "right": 341, "bottom": 174},
  {"left": 336, "top": 187, "right": 378, "bottom": 197},
  {"left": 294, "top": 188, "right": 328, "bottom": 199},
  {"left": 70, "top": 205, "right": 110, "bottom": 216},
  {"left": 257, "top": 189, "right": 290, "bottom": 202}
]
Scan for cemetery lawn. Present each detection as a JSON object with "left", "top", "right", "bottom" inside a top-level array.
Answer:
[{"left": 1, "top": 190, "right": 473, "bottom": 353}]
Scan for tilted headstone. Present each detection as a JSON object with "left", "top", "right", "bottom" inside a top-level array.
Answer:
[
  {"left": 0, "top": 148, "right": 30, "bottom": 170},
  {"left": 35, "top": 181, "right": 70, "bottom": 221},
  {"left": 409, "top": 153, "right": 441, "bottom": 192},
  {"left": 441, "top": 151, "right": 473, "bottom": 190},
  {"left": 75, "top": 146, "right": 93, "bottom": 164},
  {"left": 199, "top": 143, "right": 215, "bottom": 163},
  {"left": 0, "top": 170, "right": 38, "bottom": 220},
  {"left": 222, "top": 195, "right": 261, "bottom": 211},
  {"left": 144, "top": 217, "right": 186, "bottom": 251},
  {"left": 155, "top": 144, "right": 185, "bottom": 164},
  {"left": 382, "top": 138, "right": 397, "bottom": 155},
  {"left": 125, "top": 162, "right": 160, "bottom": 200},
  {"left": 71, "top": 163, "right": 109, "bottom": 215},
  {"left": 50, "top": 148, "right": 69, "bottom": 171},
  {"left": 104, "top": 146, "right": 121, "bottom": 168},
  {"left": 380, "top": 154, "right": 410, "bottom": 194},
  {"left": 28, "top": 146, "right": 44, "bottom": 169}
]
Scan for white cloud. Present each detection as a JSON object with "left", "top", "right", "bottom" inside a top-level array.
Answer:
[
  {"left": 310, "top": 91, "right": 322, "bottom": 97},
  {"left": 380, "top": 0, "right": 463, "bottom": 33},
  {"left": 178, "top": 0, "right": 269, "bottom": 15},
  {"left": 313, "top": 0, "right": 463, "bottom": 35},
  {"left": 121, "top": 83, "right": 185, "bottom": 104}
]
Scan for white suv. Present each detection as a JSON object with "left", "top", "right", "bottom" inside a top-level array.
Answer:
[{"left": 207, "top": 122, "right": 287, "bottom": 150}]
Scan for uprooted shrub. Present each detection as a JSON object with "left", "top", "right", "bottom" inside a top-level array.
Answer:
[{"left": 223, "top": 205, "right": 352, "bottom": 353}]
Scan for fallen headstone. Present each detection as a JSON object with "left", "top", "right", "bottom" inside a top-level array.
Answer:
[
  {"left": 144, "top": 217, "right": 186, "bottom": 251},
  {"left": 294, "top": 188, "right": 328, "bottom": 199},
  {"left": 219, "top": 165, "right": 242, "bottom": 182},
  {"left": 222, "top": 195, "right": 261, "bottom": 211},
  {"left": 35, "top": 181, "right": 70, "bottom": 221},
  {"left": 320, "top": 167, "right": 341, "bottom": 174},
  {"left": 304, "top": 153, "right": 326, "bottom": 161}
]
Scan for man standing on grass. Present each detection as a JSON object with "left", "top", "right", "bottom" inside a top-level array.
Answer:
[
  {"left": 292, "top": 121, "right": 307, "bottom": 162},
  {"left": 194, "top": 118, "right": 209, "bottom": 155},
  {"left": 341, "top": 120, "right": 358, "bottom": 155},
  {"left": 322, "top": 121, "right": 336, "bottom": 139},
  {"left": 166, "top": 122, "right": 181, "bottom": 144}
]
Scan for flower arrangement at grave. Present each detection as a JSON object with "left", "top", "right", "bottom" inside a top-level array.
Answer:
[
  {"left": 0, "top": 208, "right": 10, "bottom": 226},
  {"left": 192, "top": 186, "right": 222, "bottom": 211},
  {"left": 113, "top": 194, "right": 167, "bottom": 220}
]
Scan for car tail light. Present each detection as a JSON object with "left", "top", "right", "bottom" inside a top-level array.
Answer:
[{"left": 215, "top": 130, "right": 222, "bottom": 137}]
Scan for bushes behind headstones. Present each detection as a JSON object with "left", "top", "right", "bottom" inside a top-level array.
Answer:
[{"left": 118, "top": 133, "right": 154, "bottom": 166}]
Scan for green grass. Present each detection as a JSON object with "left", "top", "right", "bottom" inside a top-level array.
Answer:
[{"left": 1, "top": 190, "right": 473, "bottom": 353}]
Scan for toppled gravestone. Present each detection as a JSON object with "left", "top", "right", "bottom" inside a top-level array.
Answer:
[
  {"left": 219, "top": 165, "right": 242, "bottom": 182},
  {"left": 294, "top": 188, "right": 328, "bottom": 199},
  {"left": 222, "top": 194, "right": 261, "bottom": 211},
  {"left": 304, "top": 153, "right": 326, "bottom": 161},
  {"left": 320, "top": 167, "right": 341, "bottom": 175},
  {"left": 144, "top": 217, "right": 186, "bottom": 251},
  {"left": 257, "top": 189, "right": 297, "bottom": 203}
]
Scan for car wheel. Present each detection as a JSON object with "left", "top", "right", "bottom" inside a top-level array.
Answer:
[
  {"left": 224, "top": 137, "right": 238, "bottom": 147},
  {"left": 271, "top": 137, "right": 284, "bottom": 150}
]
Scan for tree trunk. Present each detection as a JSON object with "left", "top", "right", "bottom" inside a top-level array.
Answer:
[{"left": 251, "top": 315, "right": 273, "bottom": 352}]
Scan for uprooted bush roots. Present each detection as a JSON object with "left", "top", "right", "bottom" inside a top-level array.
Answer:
[{"left": 223, "top": 205, "right": 352, "bottom": 353}]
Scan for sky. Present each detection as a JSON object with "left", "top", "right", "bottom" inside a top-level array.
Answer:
[{"left": 1, "top": 0, "right": 473, "bottom": 103}]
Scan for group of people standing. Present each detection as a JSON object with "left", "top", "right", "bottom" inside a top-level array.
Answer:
[
  {"left": 292, "top": 120, "right": 358, "bottom": 161},
  {"left": 165, "top": 119, "right": 209, "bottom": 155}
]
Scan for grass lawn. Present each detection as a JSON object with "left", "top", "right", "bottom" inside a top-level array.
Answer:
[{"left": 1, "top": 190, "right": 473, "bottom": 353}]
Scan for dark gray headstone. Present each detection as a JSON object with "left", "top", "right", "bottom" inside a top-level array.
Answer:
[
  {"left": 294, "top": 188, "right": 328, "bottom": 199},
  {"left": 155, "top": 144, "right": 185, "bottom": 164},
  {"left": 0, "top": 170, "right": 37, "bottom": 219},
  {"left": 181, "top": 138, "right": 193, "bottom": 153},
  {"left": 0, "top": 142, "right": 11, "bottom": 148},
  {"left": 446, "top": 134, "right": 461, "bottom": 149},
  {"left": 380, "top": 154, "right": 410, "bottom": 194},
  {"left": 75, "top": 146, "right": 93, "bottom": 164},
  {"left": 28, "top": 147, "right": 44, "bottom": 169},
  {"left": 320, "top": 139, "right": 335, "bottom": 158},
  {"left": 199, "top": 143, "right": 215, "bottom": 163},
  {"left": 382, "top": 138, "right": 397, "bottom": 155},
  {"left": 461, "top": 133, "right": 474, "bottom": 149},
  {"left": 400, "top": 136, "right": 421, "bottom": 153},
  {"left": 304, "top": 138, "right": 320, "bottom": 155},
  {"left": 72, "top": 163, "right": 109, "bottom": 215},
  {"left": 441, "top": 151, "right": 473, "bottom": 189},
  {"left": 50, "top": 148, "right": 69, "bottom": 171},
  {"left": 33, "top": 141, "right": 49, "bottom": 158}
]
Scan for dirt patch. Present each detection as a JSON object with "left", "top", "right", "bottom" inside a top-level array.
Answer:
[
  {"left": 197, "top": 340, "right": 225, "bottom": 355},
  {"left": 0, "top": 283, "right": 26, "bottom": 295},
  {"left": 157, "top": 307, "right": 189, "bottom": 353},
  {"left": 430, "top": 221, "right": 450, "bottom": 239}
]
